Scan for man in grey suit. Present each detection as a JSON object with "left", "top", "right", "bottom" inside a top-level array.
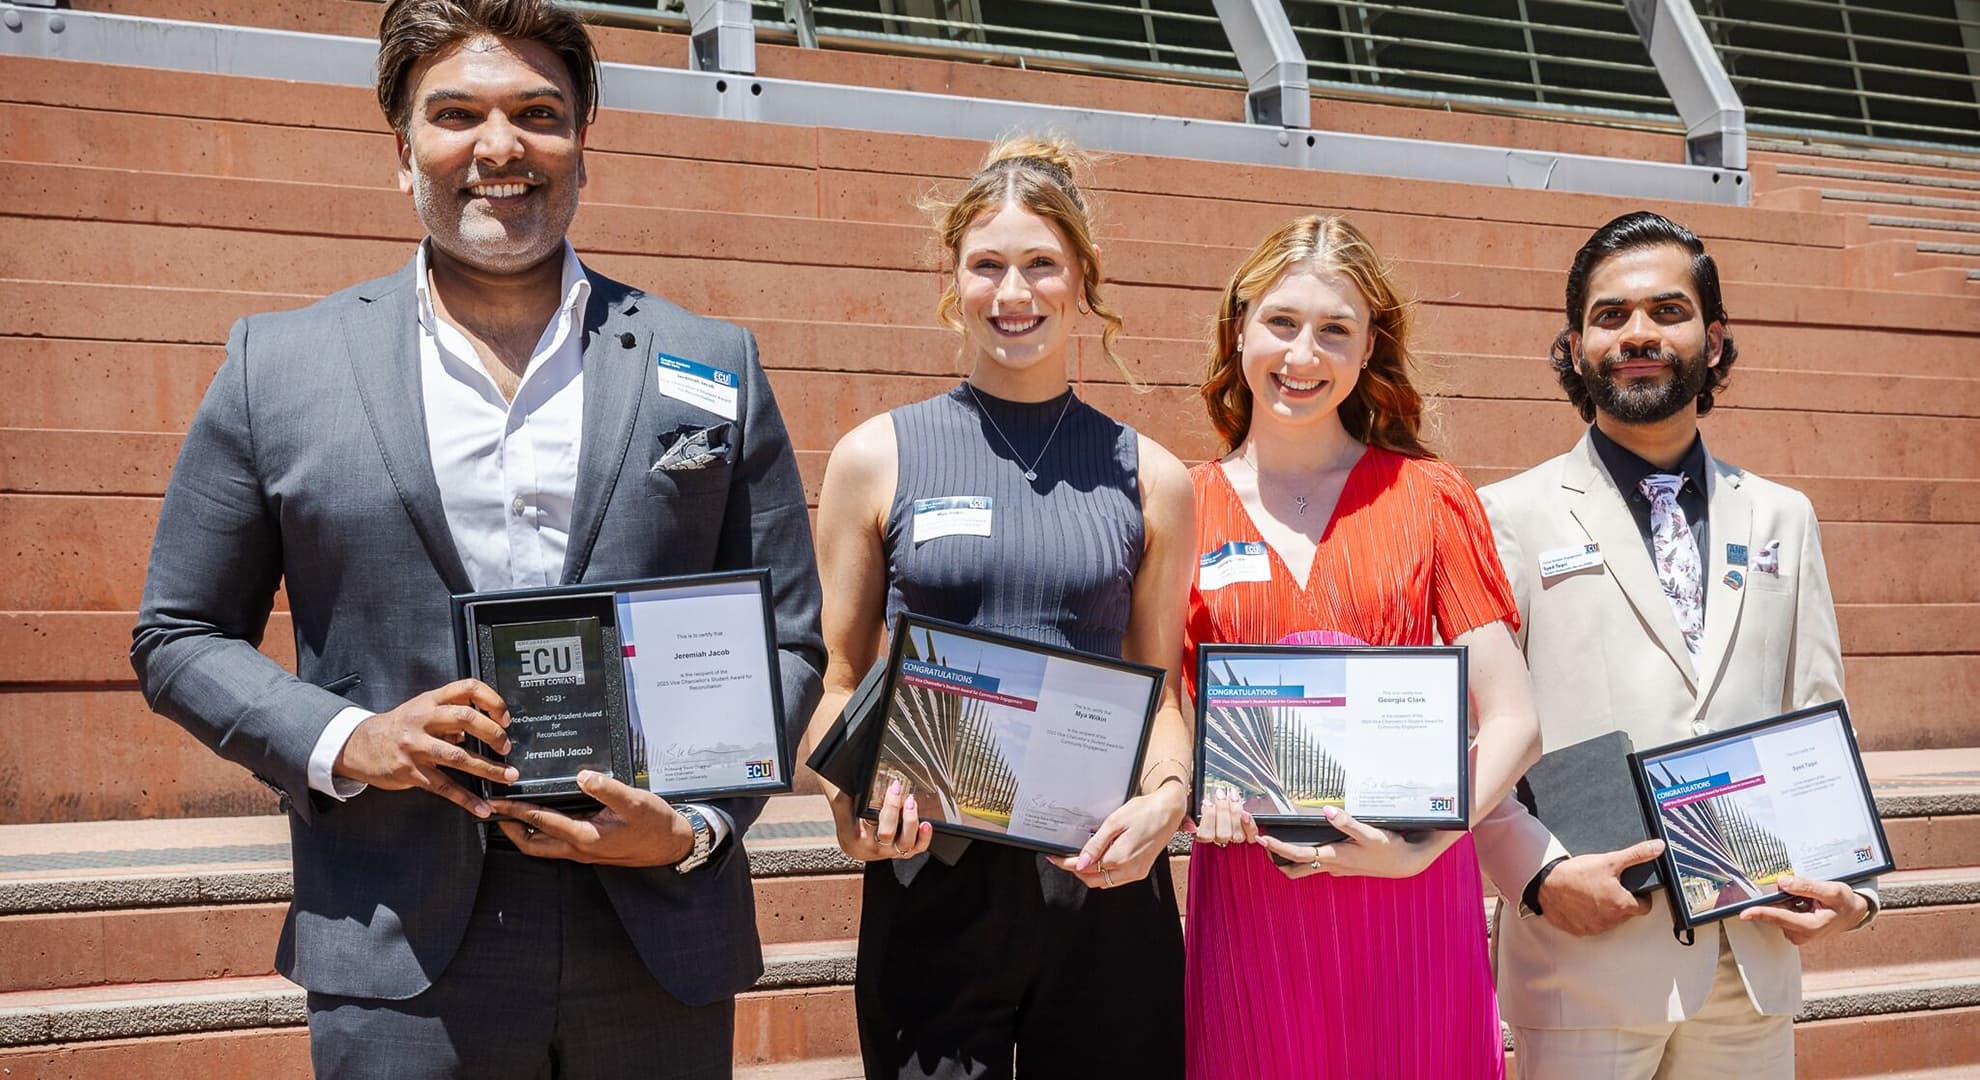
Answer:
[{"left": 130, "top": 1, "right": 823, "bottom": 1076}]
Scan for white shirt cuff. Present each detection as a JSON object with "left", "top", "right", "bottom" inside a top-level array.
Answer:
[
  {"left": 308, "top": 706, "right": 374, "bottom": 800},
  {"left": 682, "top": 803, "right": 733, "bottom": 849}
]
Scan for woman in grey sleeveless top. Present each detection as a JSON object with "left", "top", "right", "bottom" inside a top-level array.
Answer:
[{"left": 805, "top": 136, "right": 1196, "bottom": 1079}]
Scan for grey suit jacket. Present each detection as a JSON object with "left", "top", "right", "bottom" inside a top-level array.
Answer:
[{"left": 132, "top": 257, "right": 825, "bottom": 1004}]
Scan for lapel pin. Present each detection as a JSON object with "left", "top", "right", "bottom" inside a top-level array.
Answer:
[
  {"left": 1726, "top": 543, "right": 1748, "bottom": 567},
  {"left": 1723, "top": 569, "right": 1744, "bottom": 591},
  {"left": 619, "top": 332, "right": 637, "bottom": 349}
]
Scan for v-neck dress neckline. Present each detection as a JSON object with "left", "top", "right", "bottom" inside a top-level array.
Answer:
[{"left": 1210, "top": 448, "right": 1371, "bottom": 596}]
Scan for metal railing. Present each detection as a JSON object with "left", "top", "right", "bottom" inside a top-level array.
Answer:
[
  {"left": 4, "top": 5, "right": 1752, "bottom": 203},
  {"left": 650, "top": 0, "right": 1979, "bottom": 149}
]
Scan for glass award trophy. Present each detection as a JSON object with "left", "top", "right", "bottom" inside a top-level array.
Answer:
[{"left": 481, "top": 615, "right": 624, "bottom": 804}]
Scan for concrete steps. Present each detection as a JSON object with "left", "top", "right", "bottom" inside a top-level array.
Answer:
[
  {"left": 4, "top": 754, "right": 1979, "bottom": 1074},
  {"left": 1824, "top": 189, "right": 1980, "bottom": 221},
  {"left": 1769, "top": 162, "right": 1980, "bottom": 195}
]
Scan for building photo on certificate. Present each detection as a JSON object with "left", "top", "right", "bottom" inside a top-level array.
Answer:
[
  {"left": 1650, "top": 737, "right": 1802, "bottom": 918},
  {"left": 869, "top": 625, "right": 1040, "bottom": 832},
  {"left": 1200, "top": 652, "right": 1350, "bottom": 816}
]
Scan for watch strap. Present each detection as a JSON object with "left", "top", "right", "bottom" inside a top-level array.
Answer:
[{"left": 673, "top": 804, "right": 714, "bottom": 873}]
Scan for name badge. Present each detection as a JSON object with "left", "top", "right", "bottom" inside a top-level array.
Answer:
[
  {"left": 1199, "top": 541, "right": 1272, "bottom": 592},
  {"left": 912, "top": 496, "right": 993, "bottom": 544},
  {"left": 655, "top": 353, "right": 740, "bottom": 421},
  {"left": 1538, "top": 542, "right": 1604, "bottom": 579}
]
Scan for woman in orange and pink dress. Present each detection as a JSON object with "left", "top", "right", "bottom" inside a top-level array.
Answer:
[{"left": 1184, "top": 215, "right": 1542, "bottom": 1079}]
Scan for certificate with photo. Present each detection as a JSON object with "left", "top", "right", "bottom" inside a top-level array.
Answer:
[
  {"left": 1630, "top": 700, "right": 1892, "bottom": 930},
  {"left": 454, "top": 570, "right": 790, "bottom": 808},
  {"left": 858, "top": 615, "right": 1165, "bottom": 856},
  {"left": 1194, "top": 644, "right": 1470, "bottom": 833}
]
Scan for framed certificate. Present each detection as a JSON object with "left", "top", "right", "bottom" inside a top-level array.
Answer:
[
  {"left": 453, "top": 570, "right": 791, "bottom": 808},
  {"left": 1630, "top": 700, "right": 1892, "bottom": 930},
  {"left": 1194, "top": 644, "right": 1470, "bottom": 833},
  {"left": 857, "top": 614, "right": 1165, "bottom": 856}
]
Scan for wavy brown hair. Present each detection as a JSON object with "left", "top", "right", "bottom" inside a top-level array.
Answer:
[
  {"left": 1201, "top": 215, "right": 1432, "bottom": 457},
  {"left": 926, "top": 134, "right": 1131, "bottom": 382}
]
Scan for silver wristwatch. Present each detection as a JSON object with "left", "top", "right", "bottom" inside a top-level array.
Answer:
[{"left": 674, "top": 804, "right": 715, "bottom": 873}]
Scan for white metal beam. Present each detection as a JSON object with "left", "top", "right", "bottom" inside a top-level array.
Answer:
[
  {"left": 1626, "top": 0, "right": 1748, "bottom": 169},
  {"left": 1209, "top": 0, "right": 1310, "bottom": 128},
  {"left": 0, "top": 6, "right": 1748, "bottom": 204}
]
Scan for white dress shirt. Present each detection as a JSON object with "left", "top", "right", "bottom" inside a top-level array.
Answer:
[{"left": 305, "top": 242, "right": 728, "bottom": 846}]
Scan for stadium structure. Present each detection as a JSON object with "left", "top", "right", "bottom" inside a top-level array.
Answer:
[{"left": 1, "top": 0, "right": 1978, "bottom": 1074}]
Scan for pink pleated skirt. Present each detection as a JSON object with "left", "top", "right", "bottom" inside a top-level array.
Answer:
[{"left": 1184, "top": 834, "right": 1506, "bottom": 1080}]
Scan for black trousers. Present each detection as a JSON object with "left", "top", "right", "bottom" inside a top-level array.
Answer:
[
  {"left": 855, "top": 843, "right": 1185, "bottom": 1080},
  {"left": 307, "top": 849, "right": 734, "bottom": 1080}
]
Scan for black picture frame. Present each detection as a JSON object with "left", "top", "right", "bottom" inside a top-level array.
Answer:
[
  {"left": 1628, "top": 700, "right": 1893, "bottom": 931},
  {"left": 855, "top": 613, "right": 1166, "bottom": 857},
  {"left": 1193, "top": 643, "right": 1471, "bottom": 835},
  {"left": 453, "top": 569, "right": 792, "bottom": 807}
]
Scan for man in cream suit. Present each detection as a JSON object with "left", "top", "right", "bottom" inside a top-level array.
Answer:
[
  {"left": 1473, "top": 212, "right": 1875, "bottom": 1078},
  {"left": 131, "top": 2, "right": 821, "bottom": 1076}
]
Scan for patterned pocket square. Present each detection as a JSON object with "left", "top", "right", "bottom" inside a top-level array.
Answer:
[
  {"left": 652, "top": 423, "right": 732, "bottom": 472},
  {"left": 1753, "top": 539, "right": 1783, "bottom": 575}
]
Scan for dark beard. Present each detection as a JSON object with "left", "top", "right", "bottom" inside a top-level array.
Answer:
[{"left": 1576, "top": 343, "right": 1711, "bottom": 424}]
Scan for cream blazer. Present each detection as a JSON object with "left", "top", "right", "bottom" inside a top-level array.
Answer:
[{"left": 1472, "top": 432, "right": 1852, "bottom": 1029}]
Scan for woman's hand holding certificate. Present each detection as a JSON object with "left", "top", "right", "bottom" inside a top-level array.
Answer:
[
  {"left": 1051, "top": 780, "right": 1189, "bottom": 889},
  {"left": 1196, "top": 791, "right": 1461, "bottom": 881},
  {"left": 1269, "top": 807, "right": 1463, "bottom": 880},
  {"left": 832, "top": 778, "right": 934, "bottom": 862}
]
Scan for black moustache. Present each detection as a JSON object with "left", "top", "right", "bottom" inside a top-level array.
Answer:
[{"left": 1600, "top": 347, "right": 1677, "bottom": 370}]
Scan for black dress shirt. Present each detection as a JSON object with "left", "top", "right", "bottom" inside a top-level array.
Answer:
[{"left": 1587, "top": 424, "right": 1711, "bottom": 611}]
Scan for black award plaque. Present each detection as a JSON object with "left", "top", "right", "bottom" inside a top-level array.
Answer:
[{"left": 474, "top": 610, "right": 632, "bottom": 808}]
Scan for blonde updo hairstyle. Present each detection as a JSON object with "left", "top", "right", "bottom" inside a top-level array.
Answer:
[
  {"left": 1201, "top": 214, "right": 1432, "bottom": 458},
  {"left": 928, "top": 134, "right": 1131, "bottom": 381}
]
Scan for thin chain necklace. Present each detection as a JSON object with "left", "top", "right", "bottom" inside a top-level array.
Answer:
[
  {"left": 1234, "top": 444, "right": 1361, "bottom": 515},
  {"left": 966, "top": 383, "right": 1075, "bottom": 482}
]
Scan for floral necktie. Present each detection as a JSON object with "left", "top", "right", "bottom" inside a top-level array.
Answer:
[{"left": 1639, "top": 474, "right": 1703, "bottom": 672}]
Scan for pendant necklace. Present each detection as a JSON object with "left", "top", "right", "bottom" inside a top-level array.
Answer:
[
  {"left": 1238, "top": 447, "right": 1351, "bottom": 516},
  {"left": 967, "top": 384, "right": 1074, "bottom": 482}
]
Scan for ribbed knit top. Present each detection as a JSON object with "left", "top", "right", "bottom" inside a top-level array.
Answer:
[{"left": 884, "top": 382, "right": 1143, "bottom": 659}]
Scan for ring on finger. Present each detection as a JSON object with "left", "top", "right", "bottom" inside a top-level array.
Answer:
[
  {"left": 1308, "top": 844, "right": 1323, "bottom": 871},
  {"left": 1100, "top": 867, "right": 1114, "bottom": 888}
]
